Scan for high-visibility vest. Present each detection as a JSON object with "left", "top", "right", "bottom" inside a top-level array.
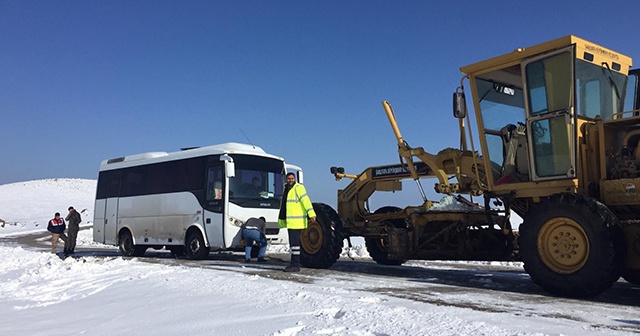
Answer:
[{"left": 278, "top": 183, "right": 316, "bottom": 229}]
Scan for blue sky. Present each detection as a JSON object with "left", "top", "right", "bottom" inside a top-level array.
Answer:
[{"left": 2, "top": 1, "right": 640, "bottom": 206}]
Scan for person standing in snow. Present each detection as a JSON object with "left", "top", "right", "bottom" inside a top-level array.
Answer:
[
  {"left": 64, "top": 206, "right": 81, "bottom": 255},
  {"left": 47, "top": 212, "right": 67, "bottom": 254},
  {"left": 278, "top": 172, "right": 316, "bottom": 272},
  {"left": 241, "top": 216, "right": 268, "bottom": 263}
]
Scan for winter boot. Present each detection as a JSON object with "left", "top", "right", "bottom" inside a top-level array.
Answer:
[{"left": 283, "top": 253, "right": 300, "bottom": 272}]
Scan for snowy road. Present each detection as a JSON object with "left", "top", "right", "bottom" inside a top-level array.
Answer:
[{"left": 3, "top": 228, "right": 640, "bottom": 335}]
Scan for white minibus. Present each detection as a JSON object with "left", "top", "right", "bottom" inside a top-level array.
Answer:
[{"left": 93, "top": 142, "right": 301, "bottom": 259}]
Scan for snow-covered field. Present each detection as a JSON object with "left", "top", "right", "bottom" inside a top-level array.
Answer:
[
  {"left": 0, "top": 178, "right": 95, "bottom": 235},
  {"left": 0, "top": 179, "right": 638, "bottom": 336}
]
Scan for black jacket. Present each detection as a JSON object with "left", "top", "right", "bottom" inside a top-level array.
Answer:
[{"left": 47, "top": 218, "right": 66, "bottom": 234}]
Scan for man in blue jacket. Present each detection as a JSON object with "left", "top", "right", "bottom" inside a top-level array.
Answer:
[{"left": 47, "top": 212, "right": 67, "bottom": 254}]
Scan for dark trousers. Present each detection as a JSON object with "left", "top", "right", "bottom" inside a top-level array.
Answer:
[
  {"left": 288, "top": 229, "right": 301, "bottom": 266},
  {"left": 65, "top": 224, "right": 79, "bottom": 253}
]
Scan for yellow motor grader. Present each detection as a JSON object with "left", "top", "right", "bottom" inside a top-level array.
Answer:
[{"left": 299, "top": 35, "right": 640, "bottom": 298}]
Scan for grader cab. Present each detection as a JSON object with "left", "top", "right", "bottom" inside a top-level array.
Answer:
[{"left": 300, "top": 36, "right": 640, "bottom": 298}]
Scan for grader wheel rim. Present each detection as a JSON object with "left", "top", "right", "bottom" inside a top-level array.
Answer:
[
  {"left": 301, "top": 222, "right": 323, "bottom": 254},
  {"left": 376, "top": 228, "right": 390, "bottom": 251},
  {"left": 537, "top": 217, "right": 589, "bottom": 275}
]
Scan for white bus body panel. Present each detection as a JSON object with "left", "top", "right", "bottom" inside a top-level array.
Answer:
[
  {"left": 105, "top": 198, "right": 119, "bottom": 245},
  {"left": 93, "top": 199, "right": 106, "bottom": 243},
  {"left": 114, "top": 192, "right": 223, "bottom": 247}
]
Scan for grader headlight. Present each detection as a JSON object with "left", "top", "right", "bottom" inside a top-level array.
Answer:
[
  {"left": 330, "top": 166, "right": 345, "bottom": 174},
  {"left": 331, "top": 166, "right": 351, "bottom": 181}
]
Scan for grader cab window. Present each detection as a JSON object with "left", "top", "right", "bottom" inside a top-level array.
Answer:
[
  {"left": 575, "top": 59, "right": 628, "bottom": 120},
  {"left": 474, "top": 77, "right": 527, "bottom": 182},
  {"left": 524, "top": 50, "right": 575, "bottom": 179},
  {"left": 623, "top": 70, "right": 638, "bottom": 114},
  {"left": 525, "top": 52, "right": 573, "bottom": 115},
  {"left": 530, "top": 117, "right": 571, "bottom": 177},
  {"left": 477, "top": 78, "right": 526, "bottom": 130}
]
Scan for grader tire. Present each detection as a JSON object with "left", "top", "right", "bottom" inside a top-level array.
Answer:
[
  {"left": 365, "top": 238, "right": 406, "bottom": 266},
  {"left": 300, "top": 203, "right": 343, "bottom": 269},
  {"left": 622, "top": 270, "right": 640, "bottom": 286},
  {"left": 520, "top": 194, "right": 624, "bottom": 297},
  {"left": 622, "top": 234, "right": 640, "bottom": 285},
  {"left": 366, "top": 206, "right": 407, "bottom": 266}
]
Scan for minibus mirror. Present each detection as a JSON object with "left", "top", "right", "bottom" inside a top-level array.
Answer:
[{"left": 220, "top": 154, "right": 235, "bottom": 178}]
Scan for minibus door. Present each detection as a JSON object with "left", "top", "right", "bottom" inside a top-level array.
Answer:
[
  {"left": 204, "top": 164, "right": 225, "bottom": 248},
  {"left": 104, "top": 197, "right": 119, "bottom": 245}
]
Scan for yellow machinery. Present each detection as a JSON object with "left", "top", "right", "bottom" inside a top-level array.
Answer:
[{"left": 299, "top": 36, "right": 640, "bottom": 298}]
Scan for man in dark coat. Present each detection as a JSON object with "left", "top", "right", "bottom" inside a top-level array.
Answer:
[{"left": 64, "top": 206, "right": 81, "bottom": 255}]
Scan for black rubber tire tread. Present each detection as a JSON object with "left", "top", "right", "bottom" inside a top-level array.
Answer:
[
  {"left": 622, "top": 270, "right": 640, "bottom": 285},
  {"left": 185, "top": 230, "right": 209, "bottom": 260},
  {"left": 365, "top": 238, "right": 406, "bottom": 265},
  {"left": 118, "top": 230, "right": 146, "bottom": 257},
  {"left": 300, "top": 203, "right": 343, "bottom": 269},
  {"left": 366, "top": 206, "right": 407, "bottom": 266},
  {"left": 519, "top": 193, "right": 624, "bottom": 297}
]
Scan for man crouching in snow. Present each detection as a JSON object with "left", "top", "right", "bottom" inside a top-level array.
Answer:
[{"left": 47, "top": 212, "right": 67, "bottom": 254}]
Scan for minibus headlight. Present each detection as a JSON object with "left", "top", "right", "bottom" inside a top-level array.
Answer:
[{"left": 229, "top": 217, "right": 243, "bottom": 227}]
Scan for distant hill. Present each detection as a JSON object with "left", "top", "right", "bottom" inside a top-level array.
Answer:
[{"left": 0, "top": 178, "right": 96, "bottom": 235}]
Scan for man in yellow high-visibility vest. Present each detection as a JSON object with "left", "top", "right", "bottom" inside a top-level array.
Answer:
[{"left": 278, "top": 172, "right": 316, "bottom": 272}]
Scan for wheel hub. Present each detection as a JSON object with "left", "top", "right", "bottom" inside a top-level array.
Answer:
[
  {"left": 189, "top": 238, "right": 200, "bottom": 253},
  {"left": 301, "top": 222, "right": 323, "bottom": 254},
  {"left": 538, "top": 217, "right": 589, "bottom": 274}
]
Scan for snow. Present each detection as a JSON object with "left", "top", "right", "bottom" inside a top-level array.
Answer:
[
  {"left": 429, "top": 195, "right": 481, "bottom": 211},
  {"left": 0, "top": 179, "right": 638, "bottom": 336}
]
